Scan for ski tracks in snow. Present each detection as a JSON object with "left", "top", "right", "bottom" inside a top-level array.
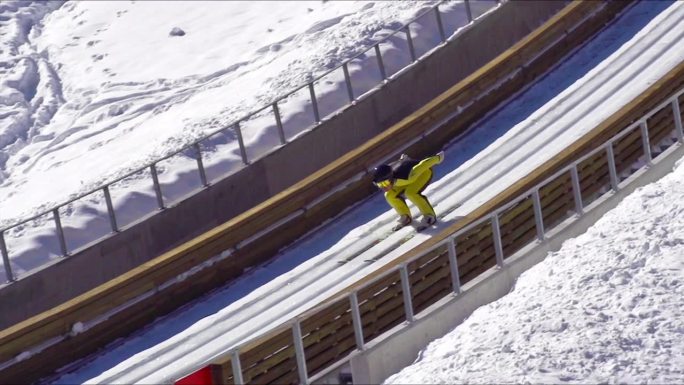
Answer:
[{"left": 0, "top": 1, "right": 64, "bottom": 181}]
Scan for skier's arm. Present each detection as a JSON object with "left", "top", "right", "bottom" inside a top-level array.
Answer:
[{"left": 405, "top": 154, "right": 443, "bottom": 183}]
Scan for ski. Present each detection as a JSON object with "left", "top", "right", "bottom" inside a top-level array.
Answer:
[
  {"left": 339, "top": 202, "right": 463, "bottom": 264},
  {"left": 414, "top": 223, "right": 432, "bottom": 232}
]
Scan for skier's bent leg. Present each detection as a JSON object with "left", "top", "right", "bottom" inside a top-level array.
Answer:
[
  {"left": 385, "top": 189, "right": 411, "bottom": 216},
  {"left": 405, "top": 171, "right": 435, "bottom": 217}
]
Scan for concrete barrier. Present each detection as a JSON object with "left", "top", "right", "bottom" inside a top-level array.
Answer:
[{"left": 0, "top": 0, "right": 567, "bottom": 329}]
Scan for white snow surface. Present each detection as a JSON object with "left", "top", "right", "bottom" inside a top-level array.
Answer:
[
  {"left": 1, "top": 0, "right": 497, "bottom": 280},
  {"left": 386, "top": 155, "right": 684, "bottom": 385},
  {"left": 0, "top": 0, "right": 433, "bottom": 211},
  {"left": 43, "top": 1, "right": 684, "bottom": 384}
]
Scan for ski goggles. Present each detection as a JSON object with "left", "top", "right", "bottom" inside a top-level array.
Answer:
[{"left": 374, "top": 179, "right": 393, "bottom": 190}]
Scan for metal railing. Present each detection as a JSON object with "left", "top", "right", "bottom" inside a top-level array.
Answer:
[
  {"left": 0, "top": 0, "right": 501, "bottom": 283},
  {"left": 179, "top": 85, "right": 684, "bottom": 384}
]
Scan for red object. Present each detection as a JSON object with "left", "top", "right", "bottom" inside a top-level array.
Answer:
[{"left": 175, "top": 366, "right": 214, "bottom": 385}]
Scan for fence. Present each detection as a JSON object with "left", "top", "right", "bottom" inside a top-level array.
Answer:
[
  {"left": 176, "top": 83, "right": 684, "bottom": 384},
  {"left": 0, "top": 0, "right": 501, "bottom": 283}
]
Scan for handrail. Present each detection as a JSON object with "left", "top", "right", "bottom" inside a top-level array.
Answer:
[
  {"left": 188, "top": 74, "right": 684, "bottom": 385},
  {"left": 0, "top": 0, "right": 502, "bottom": 283}
]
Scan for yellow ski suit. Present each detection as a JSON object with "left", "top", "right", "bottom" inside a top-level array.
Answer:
[{"left": 384, "top": 155, "right": 441, "bottom": 217}]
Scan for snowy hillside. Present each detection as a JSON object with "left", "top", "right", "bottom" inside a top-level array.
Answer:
[
  {"left": 0, "top": 0, "right": 435, "bottom": 211},
  {"left": 0, "top": 0, "right": 496, "bottom": 281}
]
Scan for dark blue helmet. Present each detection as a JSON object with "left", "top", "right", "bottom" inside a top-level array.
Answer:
[{"left": 372, "top": 164, "right": 393, "bottom": 183}]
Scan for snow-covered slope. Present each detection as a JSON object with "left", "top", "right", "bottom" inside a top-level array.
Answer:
[
  {"left": 0, "top": 0, "right": 436, "bottom": 213},
  {"left": 1, "top": 0, "right": 497, "bottom": 280},
  {"left": 47, "top": 1, "right": 684, "bottom": 384}
]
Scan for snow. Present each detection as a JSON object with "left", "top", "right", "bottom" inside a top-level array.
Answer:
[
  {"left": 0, "top": 0, "right": 497, "bottom": 280},
  {"left": 385, "top": 157, "right": 684, "bottom": 385},
  {"left": 0, "top": 0, "right": 680, "bottom": 383},
  {"left": 30, "top": 1, "right": 684, "bottom": 384}
]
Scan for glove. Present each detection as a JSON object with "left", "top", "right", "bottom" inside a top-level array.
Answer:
[{"left": 436, "top": 151, "right": 445, "bottom": 164}]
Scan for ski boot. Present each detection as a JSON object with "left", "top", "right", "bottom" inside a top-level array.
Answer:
[
  {"left": 416, "top": 215, "right": 437, "bottom": 232},
  {"left": 392, "top": 214, "right": 412, "bottom": 231}
]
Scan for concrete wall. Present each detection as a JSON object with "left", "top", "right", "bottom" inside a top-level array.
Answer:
[
  {"left": 0, "top": 1, "right": 566, "bottom": 329},
  {"left": 347, "top": 142, "right": 684, "bottom": 385}
]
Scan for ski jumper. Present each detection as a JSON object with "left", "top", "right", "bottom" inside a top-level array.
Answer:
[{"left": 384, "top": 155, "right": 440, "bottom": 217}]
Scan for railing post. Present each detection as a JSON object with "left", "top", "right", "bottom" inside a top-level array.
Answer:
[
  {"left": 53, "top": 208, "right": 68, "bottom": 256},
  {"left": 231, "top": 349, "right": 244, "bottom": 385},
  {"left": 349, "top": 292, "right": 365, "bottom": 350},
  {"left": 570, "top": 165, "right": 583, "bottom": 216},
  {"left": 405, "top": 26, "right": 416, "bottom": 62},
  {"left": 234, "top": 122, "right": 249, "bottom": 165},
  {"left": 672, "top": 98, "right": 683, "bottom": 143},
  {"left": 194, "top": 143, "right": 209, "bottom": 187},
  {"left": 308, "top": 83, "right": 321, "bottom": 124},
  {"left": 491, "top": 214, "right": 504, "bottom": 267},
  {"left": 374, "top": 44, "right": 387, "bottom": 81},
  {"left": 446, "top": 238, "right": 461, "bottom": 294},
  {"left": 532, "top": 189, "right": 545, "bottom": 241},
  {"left": 464, "top": 0, "right": 473, "bottom": 22},
  {"left": 273, "top": 102, "right": 287, "bottom": 145},
  {"left": 102, "top": 186, "right": 119, "bottom": 232},
  {"left": 150, "top": 164, "right": 165, "bottom": 209},
  {"left": 342, "top": 63, "right": 355, "bottom": 102},
  {"left": 434, "top": 5, "right": 446, "bottom": 42},
  {"left": 640, "top": 120, "right": 652, "bottom": 166},
  {"left": 292, "top": 319, "right": 309, "bottom": 384},
  {"left": 606, "top": 142, "right": 619, "bottom": 192},
  {"left": 399, "top": 265, "right": 414, "bottom": 322},
  {"left": 1, "top": 232, "right": 14, "bottom": 282}
]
